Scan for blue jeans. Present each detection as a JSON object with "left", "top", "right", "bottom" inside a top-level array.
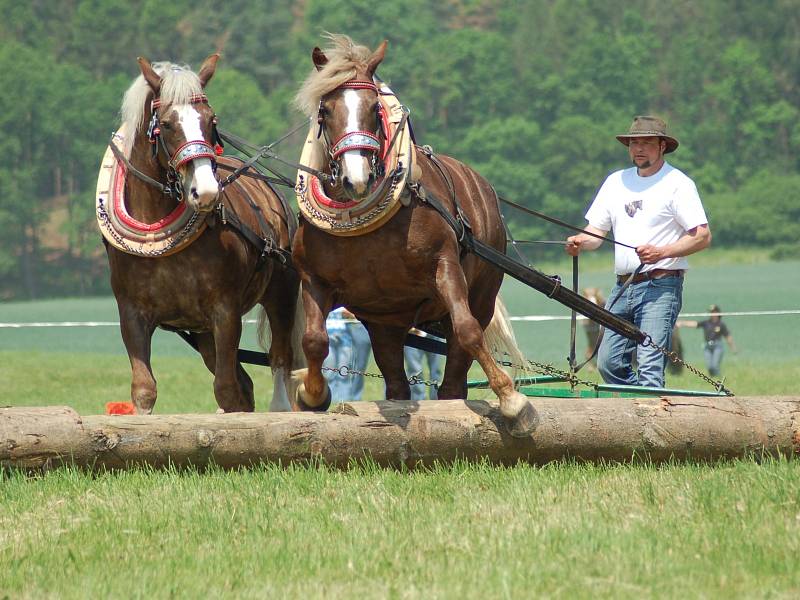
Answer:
[
  {"left": 704, "top": 342, "right": 724, "bottom": 376},
  {"left": 346, "top": 322, "right": 372, "bottom": 401},
  {"left": 323, "top": 329, "right": 353, "bottom": 402},
  {"left": 404, "top": 347, "right": 443, "bottom": 400},
  {"left": 598, "top": 276, "right": 683, "bottom": 388}
]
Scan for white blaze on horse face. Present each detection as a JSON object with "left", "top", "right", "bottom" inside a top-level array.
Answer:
[
  {"left": 341, "top": 89, "right": 371, "bottom": 191},
  {"left": 175, "top": 104, "right": 218, "bottom": 211}
]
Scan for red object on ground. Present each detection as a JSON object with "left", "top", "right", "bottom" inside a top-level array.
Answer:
[{"left": 105, "top": 402, "right": 136, "bottom": 415}]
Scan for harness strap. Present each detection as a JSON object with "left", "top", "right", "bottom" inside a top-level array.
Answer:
[
  {"left": 159, "top": 325, "right": 271, "bottom": 367},
  {"left": 498, "top": 194, "right": 638, "bottom": 250},
  {"left": 218, "top": 127, "right": 333, "bottom": 183},
  {"left": 219, "top": 182, "right": 292, "bottom": 270},
  {"left": 108, "top": 137, "right": 174, "bottom": 196}
]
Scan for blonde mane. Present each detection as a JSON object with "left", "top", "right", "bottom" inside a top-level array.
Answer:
[
  {"left": 118, "top": 62, "right": 204, "bottom": 154},
  {"left": 294, "top": 33, "right": 375, "bottom": 117}
]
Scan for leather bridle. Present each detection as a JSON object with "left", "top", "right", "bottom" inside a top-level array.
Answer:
[
  {"left": 316, "top": 80, "right": 388, "bottom": 187},
  {"left": 146, "top": 93, "right": 224, "bottom": 200}
]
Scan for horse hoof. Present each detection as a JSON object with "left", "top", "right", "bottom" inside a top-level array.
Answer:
[
  {"left": 505, "top": 401, "right": 539, "bottom": 438},
  {"left": 296, "top": 385, "right": 332, "bottom": 412}
]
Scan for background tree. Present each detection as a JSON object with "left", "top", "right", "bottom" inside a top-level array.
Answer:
[{"left": 0, "top": 0, "right": 798, "bottom": 299}]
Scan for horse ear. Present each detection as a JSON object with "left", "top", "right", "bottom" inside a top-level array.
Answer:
[
  {"left": 366, "top": 40, "right": 388, "bottom": 77},
  {"left": 312, "top": 47, "right": 328, "bottom": 71},
  {"left": 198, "top": 54, "right": 220, "bottom": 87},
  {"left": 137, "top": 57, "right": 161, "bottom": 94}
]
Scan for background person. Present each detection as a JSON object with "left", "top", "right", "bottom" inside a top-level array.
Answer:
[
  {"left": 323, "top": 307, "right": 372, "bottom": 402},
  {"left": 322, "top": 306, "right": 352, "bottom": 402},
  {"left": 404, "top": 328, "right": 443, "bottom": 401},
  {"left": 677, "top": 304, "right": 737, "bottom": 376},
  {"left": 345, "top": 313, "right": 372, "bottom": 401},
  {"left": 565, "top": 115, "right": 711, "bottom": 388}
]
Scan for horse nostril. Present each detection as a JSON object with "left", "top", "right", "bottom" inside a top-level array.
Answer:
[
  {"left": 342, "top": 176, "right": 353, "bottom": 192},
  {"left": 192, "top": 188, "right": 200, "bottom": 200}
]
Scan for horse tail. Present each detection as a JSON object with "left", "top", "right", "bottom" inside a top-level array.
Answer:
[{"left": 483, "top": 295, "right": 524, "bottom": 386}]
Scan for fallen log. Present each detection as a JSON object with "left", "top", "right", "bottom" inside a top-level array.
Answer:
[{"left": 2, "top": 397, "right": 799, "bottom": 471}]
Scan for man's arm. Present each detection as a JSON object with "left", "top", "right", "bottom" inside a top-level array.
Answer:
[
  {"left": 636, "top": 224, "right": 711, "bottom": 264},
  {"left": 566, "top": 225, "right": 608, "bottom": 256}
]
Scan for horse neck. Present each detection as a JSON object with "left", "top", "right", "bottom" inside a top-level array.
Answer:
[{"left": 126, "top": 136, "right": 181, "bottom": 222}]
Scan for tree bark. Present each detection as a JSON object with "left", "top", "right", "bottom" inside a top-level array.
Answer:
[{"left": 2, "top": 397, "right": 798, "bottom": 472}]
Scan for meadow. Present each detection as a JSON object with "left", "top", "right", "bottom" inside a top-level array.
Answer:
[{"left": 1, "top": 250, "right": 799, "bottom": 598}]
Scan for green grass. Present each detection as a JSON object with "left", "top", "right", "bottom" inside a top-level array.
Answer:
[{"left": 1, "top": 459, "right": 799, "bottom": 598}]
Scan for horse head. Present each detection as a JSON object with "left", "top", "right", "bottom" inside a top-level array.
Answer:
[
  {"left": 137, "top": 54, "right": 222, "bottom": 212},
  {"left": 313, "top": 40, "right": 388, "bottom": 201}
]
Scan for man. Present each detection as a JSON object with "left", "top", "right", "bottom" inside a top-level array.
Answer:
[{"left": 565, "top": 116, "right": 711, "bottom": 388}]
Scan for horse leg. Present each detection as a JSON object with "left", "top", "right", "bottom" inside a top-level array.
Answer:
[
  {"left": 434, "top": 260, "right": 538, "bottom": 437},
  {"left": 193, "top": 331, "right": 254, "bottom": 412},
  {"left": 437, "top": 325, "right": 471, "bottom": 400},
  {"left": 118, "top": 305, "right": 157, "bottom": 415},
  {"left": 368, "top": 323, "right": 412, "bottom": 400},
  {"left": 209, "top": 310, "right": 254, "bottom": 412},
  {"left": 296, "top": 281, "right": 332, "bottom": 411}
]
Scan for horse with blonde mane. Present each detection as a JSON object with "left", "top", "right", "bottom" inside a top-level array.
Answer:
[
  {"left": 291, "top": 35, "right": 537, "bottom": 436},
  {"left": 100, "top": 55, "right": 305, "bottom": 414}
]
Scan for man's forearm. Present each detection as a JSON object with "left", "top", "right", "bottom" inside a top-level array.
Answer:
[{"left": 663, "top": 224, "right": 711, "bottom": 258}]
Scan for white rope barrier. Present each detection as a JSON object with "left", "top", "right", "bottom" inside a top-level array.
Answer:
[{"left": 2, "top": 310, "right": 799, "bottom": 328}]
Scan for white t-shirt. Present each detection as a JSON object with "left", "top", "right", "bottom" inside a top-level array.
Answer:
[{"left": 585, "top": 162, "right": 708, "bottom": 275}]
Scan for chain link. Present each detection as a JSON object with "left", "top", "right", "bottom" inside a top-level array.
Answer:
[
  {"left": 321, "top": 340, "right": 734, "bottom": 397},
  {"left": 98, "top": 198, "right": 202, "bottom": 257},
  {"left": 321, "top": 364, "right": 440, "bottom": 388},
  {"left": 643, "top": 337, "right": 734, "bottom": 396}
]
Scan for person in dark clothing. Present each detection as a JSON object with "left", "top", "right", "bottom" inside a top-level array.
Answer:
[{"left": 677, "top": 305, "right": 737, "bottom": 376}]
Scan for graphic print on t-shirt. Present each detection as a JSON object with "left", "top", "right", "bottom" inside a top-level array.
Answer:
[{"left": 624, "top": 199, "right": 643, "bottom": 217}]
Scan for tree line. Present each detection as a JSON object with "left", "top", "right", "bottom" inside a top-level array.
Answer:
[{"left": 1, "top": 0, "right": 798, "bottom": 299}]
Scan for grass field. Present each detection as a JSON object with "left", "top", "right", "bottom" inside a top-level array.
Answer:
[{"left": 2, "top": 251, "right": 799, "bottom": 598}]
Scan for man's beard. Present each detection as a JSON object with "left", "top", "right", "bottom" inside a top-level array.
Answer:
[{"left": 633, "top": 158, "right": 652, "bottom": 169}]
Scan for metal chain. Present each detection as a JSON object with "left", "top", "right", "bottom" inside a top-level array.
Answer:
[
  {"left": 643, "top": 337, "right": 734, "bottom": 395},
  {"left": 319, "top": 339, "right": 734, "bottom": 397},
  {"left": 321, "top": 365, "right": 440, "bottom": 388},
  {"left": 97, "top": 198, "right": 203, "bottom": 257},
  {"left": 295, "top": 168, "right": 403, "bottom": 232},
  {"left": 497, "top": 355, "right": 598, "bottom": 389}
]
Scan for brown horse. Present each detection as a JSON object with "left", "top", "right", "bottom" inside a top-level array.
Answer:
[
  {"left": 101, "top": 55, "right": 305, "bottom": 414},
  {"left": 291, "top": 35, "right": 536, "bottom": 436}
]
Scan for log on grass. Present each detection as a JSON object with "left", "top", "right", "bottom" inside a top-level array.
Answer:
[{"left": 2, "top": 397, "right": 799, "bottom": 471}]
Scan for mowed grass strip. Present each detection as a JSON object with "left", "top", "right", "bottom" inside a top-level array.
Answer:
[{"left": 1, "top": 459, "right": 799, "bottom": 598}]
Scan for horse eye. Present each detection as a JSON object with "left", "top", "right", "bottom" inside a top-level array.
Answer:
[{"left": 160, "top": 121, "right": 171, "bottom": 130}]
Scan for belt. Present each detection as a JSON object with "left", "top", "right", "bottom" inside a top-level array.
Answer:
[{"left": 617, "top": 269, "right": 684, "bottom": 285}]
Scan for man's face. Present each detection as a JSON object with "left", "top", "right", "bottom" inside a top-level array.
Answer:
[{"left": 628, "top": 136, "right": 665, "bottom": 169}]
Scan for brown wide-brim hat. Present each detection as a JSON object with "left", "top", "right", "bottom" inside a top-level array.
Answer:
[{"left": 616, "top": 115, "right": 679, "bottom": 154}]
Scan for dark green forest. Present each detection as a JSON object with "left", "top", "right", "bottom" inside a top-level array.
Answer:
[{"left": 1, "top": 0, "right": 798, "bottom": 300}]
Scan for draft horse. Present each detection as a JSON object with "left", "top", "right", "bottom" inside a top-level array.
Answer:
[
  {"left": 291, "top": 35, "right": 537, "bottom": 436},
  {"left": 101, "top": 55, "right": 304, "bottom": 413}
]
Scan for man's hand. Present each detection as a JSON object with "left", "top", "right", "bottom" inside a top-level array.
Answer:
[
  {"left": 636, "top": 244, "right": 665, "bottom": 264},
  {"left": 565, "top": 225, "right": 606, "bottom": 256},
  {"left": 565, "top": 235, "right": 585, "bottom": 257}
]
